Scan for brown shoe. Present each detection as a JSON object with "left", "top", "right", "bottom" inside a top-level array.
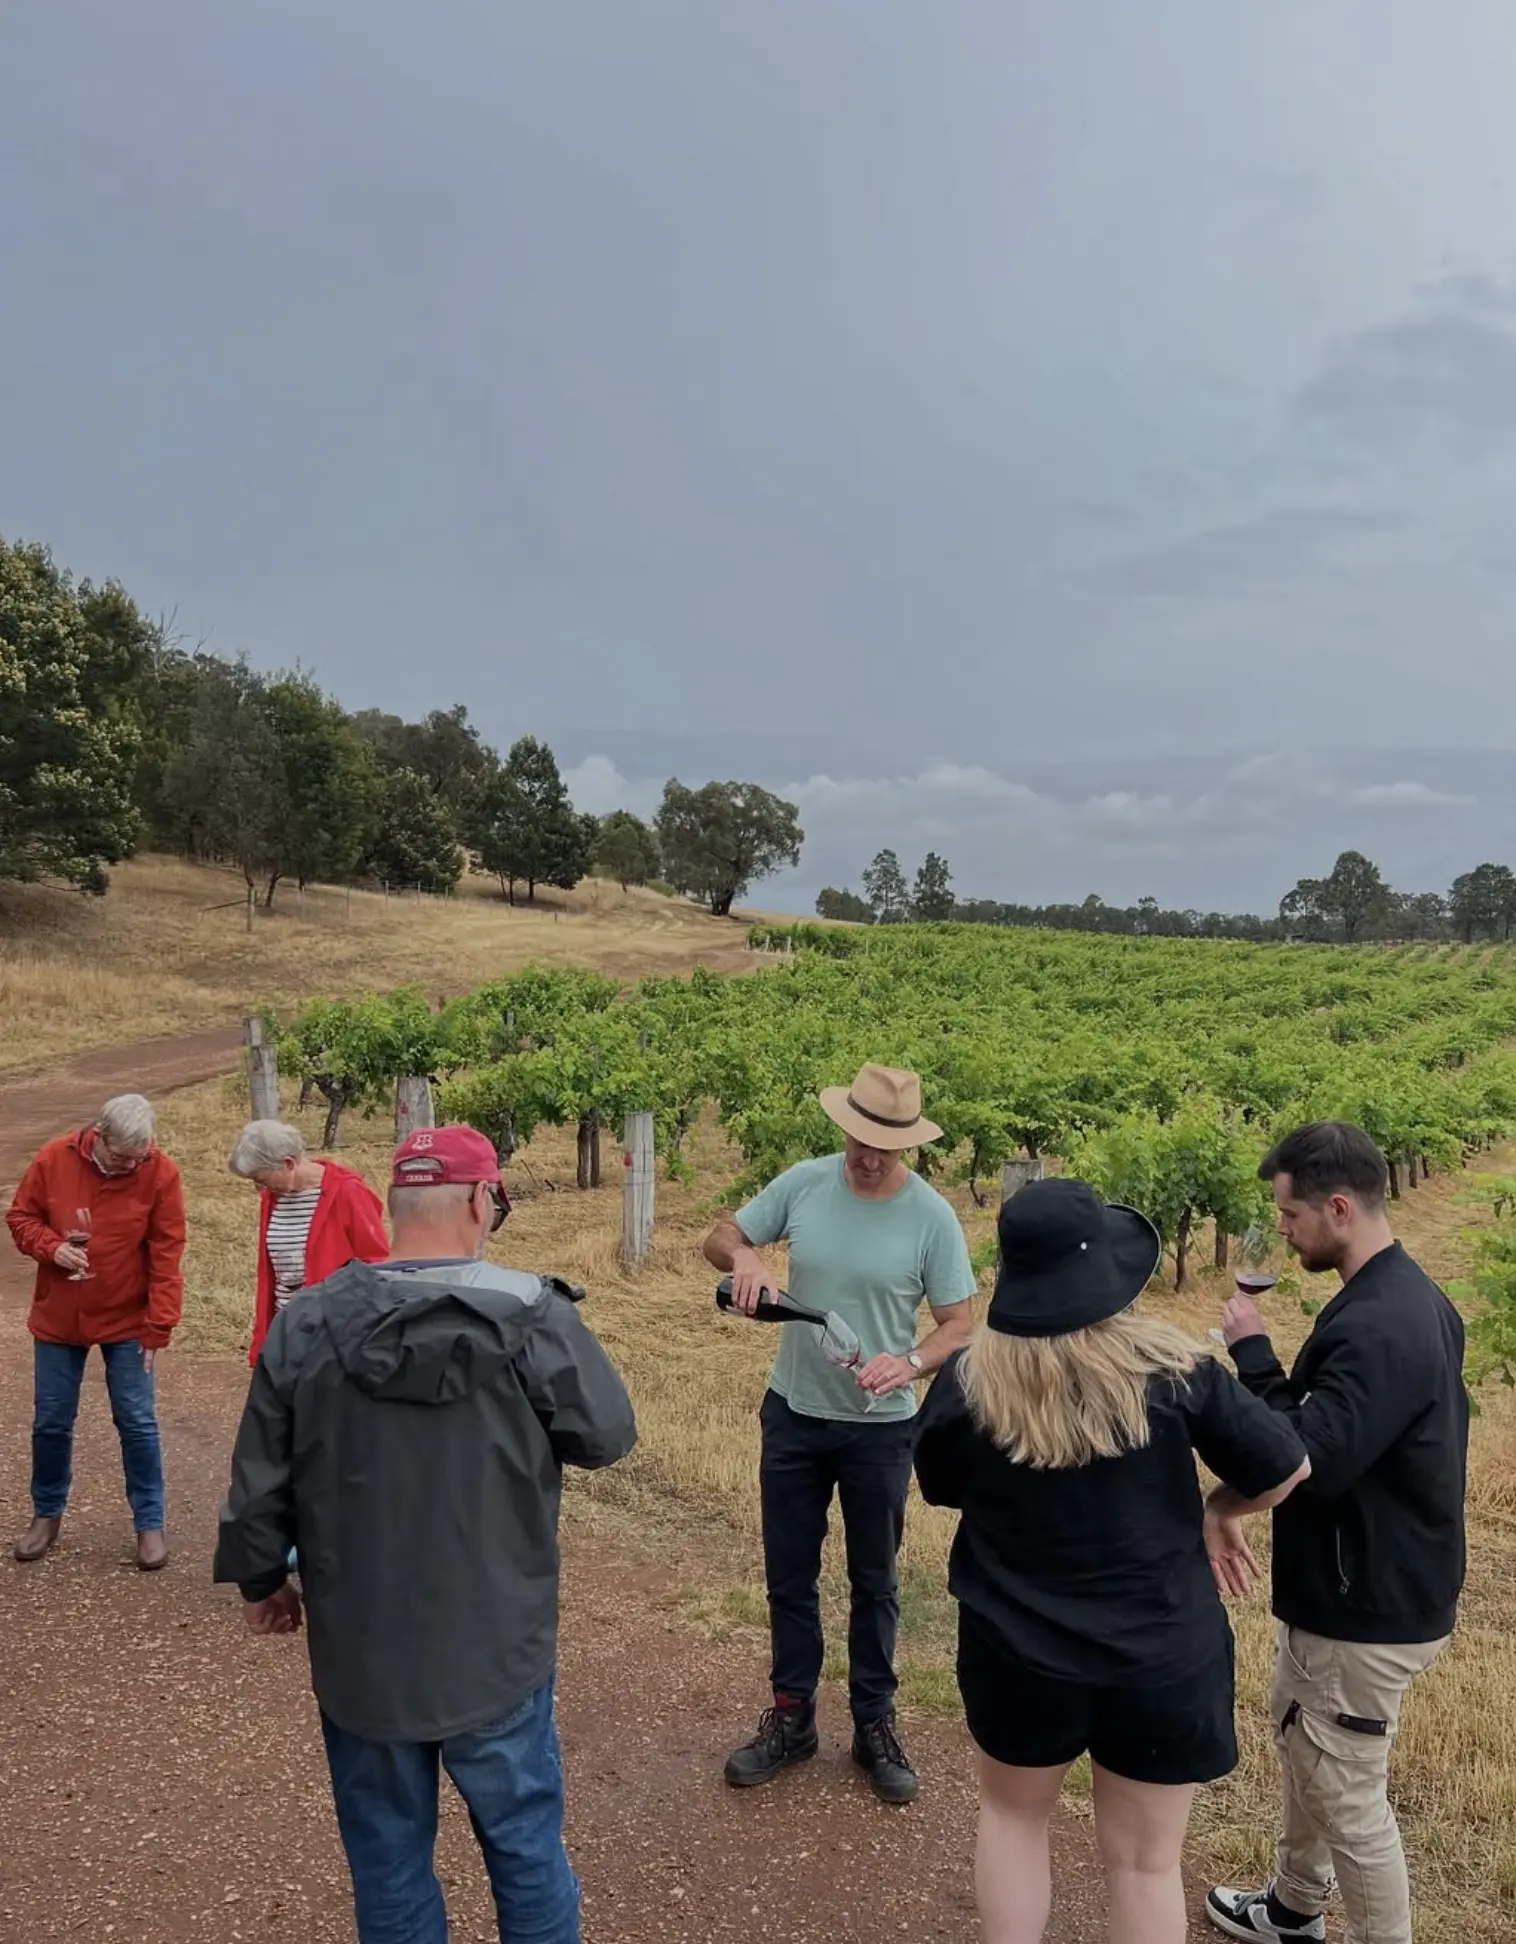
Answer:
[
  {"left": 136, "top": 1529, "right": 169, "bottom": 1572},
  {"left": 14, "top": 1517, "right": 62, "bottom": 1564}
]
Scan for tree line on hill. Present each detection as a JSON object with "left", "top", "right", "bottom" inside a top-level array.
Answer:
[
  {"left": 0, "top": 533, "right": 803, "bottom": 916},
  {"left": 819, "top": 847, "right": 1516, "bottom": 945}
]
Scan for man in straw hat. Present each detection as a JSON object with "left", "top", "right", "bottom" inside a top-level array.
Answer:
[{"left": 704, "top": 1063, "right": 976, "bottom": 1803}]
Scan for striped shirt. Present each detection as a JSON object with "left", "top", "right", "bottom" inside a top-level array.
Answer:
[{"left": 267, "top": 1188, "right": 322, "bottom": 1311}]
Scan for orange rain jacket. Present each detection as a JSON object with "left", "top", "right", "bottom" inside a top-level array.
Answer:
[{"left": 6, "top": 1128, "right": 187, "bottom": 1350}]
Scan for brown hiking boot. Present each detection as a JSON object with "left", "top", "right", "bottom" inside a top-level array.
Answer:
[
  {"left": 14, "top": 1517, "right": 62, "bottom": 1563},
  {"left": 136, "top": 1529, "right": 169, "bottom": 1572}
]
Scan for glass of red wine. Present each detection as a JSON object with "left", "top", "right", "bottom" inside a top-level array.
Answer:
[
  {"left": 1212, "top": 1270, "right": 1276, "bottom": 1343},
  {"left": 66, "top": 1208, "right": 93, "bottom": 1281}
]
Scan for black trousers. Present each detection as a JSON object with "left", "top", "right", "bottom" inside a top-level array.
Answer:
[{"left": 758, "top": 1389, "right": 914, "bottom": 1726}]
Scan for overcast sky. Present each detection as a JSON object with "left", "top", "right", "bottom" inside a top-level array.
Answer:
[{"left": 6, "top": 1, "right": 1516, "bottom": 914}]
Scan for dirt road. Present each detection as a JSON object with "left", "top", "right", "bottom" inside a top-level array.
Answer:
[{"left": 0, "top": 1031, "right": 1197, "bottom": 1942}]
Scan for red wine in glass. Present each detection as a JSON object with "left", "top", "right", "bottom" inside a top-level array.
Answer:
[{"left": 66, "top": 1208, "right": 93, "bottom": 1281}]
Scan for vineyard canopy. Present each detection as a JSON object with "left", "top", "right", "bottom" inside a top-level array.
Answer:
[{"left": 263, "top": 924, "right": 1516, "bottom": 1285}]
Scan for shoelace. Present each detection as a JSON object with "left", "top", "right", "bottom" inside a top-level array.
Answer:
[
  {"left": 863, "top": 1717, "right": 910, "bottom": 1769},
  {"left": 755, "top": 1706, "right": 801, "bottom": 1750}
]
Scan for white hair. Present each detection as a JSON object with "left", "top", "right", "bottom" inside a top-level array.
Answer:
[
  {"left": 98, "top": 1094, "right": 155, "bottom": 1152},
  {"left": 228, "top": 1119, "right": 307, "bottom": 1178}
]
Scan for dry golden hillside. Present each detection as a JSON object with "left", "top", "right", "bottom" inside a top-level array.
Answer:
[{"left": 0, "top": 854, "right": 771, "bottom": 1077}]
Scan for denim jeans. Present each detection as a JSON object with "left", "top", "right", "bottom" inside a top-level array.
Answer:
[
  {"left": 31, "top": 1339, "right": 165, "bottom": 1531},
  {"left": 759, "top": 1388, "right": 914, "bottom": 1725},
  {"left": 320, "top": 1678, "right": 580, "bottom": 1944}
]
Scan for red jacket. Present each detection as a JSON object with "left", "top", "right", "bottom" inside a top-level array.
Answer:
[
  {"left": 7, "top": 1130, "right": 187, "bottom": 1350},
  {"left": 249, "top": 1162, "right": 389, "bottom": 1364}
]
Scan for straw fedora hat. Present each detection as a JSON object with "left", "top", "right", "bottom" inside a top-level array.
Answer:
[{"left": 820, "top": 1064, "right": 943, "bottom": 1149}]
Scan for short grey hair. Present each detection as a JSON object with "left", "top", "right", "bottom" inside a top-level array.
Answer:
[
  {"left": 228, "top": 1119, "right": 307, "bottom": 1178},
  {"left": 388, "top": 1182, "right": 475, "bottom": 1222},
  {"left": 98, "top": 1094, "right": 156, "bottom": 1153}
]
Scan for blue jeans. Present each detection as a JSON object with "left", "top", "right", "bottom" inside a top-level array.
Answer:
[
  {"left": 320, "top": 1678, "right": 580, "bottom": 1944},
  {"left": 31, "top": 1340, "right": 165, "bottom": 1531}
]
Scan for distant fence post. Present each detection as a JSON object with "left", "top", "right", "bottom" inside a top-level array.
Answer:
[
  {"left": 395, "top": 1076, "right": 436, "bottom": 1142},
  {"left": 621, "top": 1111, "right": 655, "bottom": 1266},
  {"left": 1000, "top": 1156, "right": 1046, "bottom": 1203},
  {"left": 245, "top": 1016, "right": 280, "bottom": 1121}
]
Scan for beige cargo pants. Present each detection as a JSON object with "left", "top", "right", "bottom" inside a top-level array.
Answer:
[{"left": 1271, "top": 1624, "right": 1448, "bottom": 1944}]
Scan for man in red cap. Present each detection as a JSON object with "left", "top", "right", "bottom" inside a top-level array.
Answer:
[{"left": 215, "top": 1125, "right": 635, "bottom": 1944}]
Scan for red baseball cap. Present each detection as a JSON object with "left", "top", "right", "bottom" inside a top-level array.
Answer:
[{"left": 391, "top": 1125, "right": 502, "bottom": 1188}]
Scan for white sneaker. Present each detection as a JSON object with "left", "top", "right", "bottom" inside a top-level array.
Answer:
[{"left": 1207, "top": 1886, "right": 1326, "bottom": 1943}]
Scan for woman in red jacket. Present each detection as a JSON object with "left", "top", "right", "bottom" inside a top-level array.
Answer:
[{"left": 228, "top": 1120, "right": 389, "bottom": 1364}]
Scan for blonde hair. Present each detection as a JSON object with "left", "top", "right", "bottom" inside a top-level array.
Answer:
[{"left": 960, "top": 1312, "right": 1204, "bottom": 1470}]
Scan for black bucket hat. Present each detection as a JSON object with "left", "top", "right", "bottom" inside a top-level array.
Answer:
[{"left": 988, "top": 1177, "right": 1162, "bottom": 1339}]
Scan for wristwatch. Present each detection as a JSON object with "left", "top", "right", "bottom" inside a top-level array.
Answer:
[{"left": 906, "top": 1352, "right": 923, "bottom": 1374}]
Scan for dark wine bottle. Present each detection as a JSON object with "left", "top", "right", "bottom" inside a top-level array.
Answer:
[{"left": 715, "top": 1278, "right": 830, "bottom": 1327}]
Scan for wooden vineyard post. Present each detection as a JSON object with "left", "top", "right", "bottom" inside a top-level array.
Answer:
[
  {"left": 245, "top": 1016, "right": 280, "bottom": 1121},
  {"left": 1000, "top": 1156, "right": 1045, "bottom": 1202},
  {"left": 621, "top": 1111, "right": 655, "bottom": 1266},
  {"left": 395, "top": 1075, "right": 436, "bottom": 1142}
]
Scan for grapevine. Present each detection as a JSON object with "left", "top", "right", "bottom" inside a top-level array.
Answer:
[{"left": 262, "top": 928, "right": 1516, "bottom": 1283}]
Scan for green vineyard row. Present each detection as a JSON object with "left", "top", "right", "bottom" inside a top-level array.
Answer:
[{"left": 263, "top": 924, "right": 1516, "bottom": 1296}]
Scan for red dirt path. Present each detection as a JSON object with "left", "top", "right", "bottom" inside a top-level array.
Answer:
[{"left": 0, "top": 1031, "right": 1206, "bottom": 1942}]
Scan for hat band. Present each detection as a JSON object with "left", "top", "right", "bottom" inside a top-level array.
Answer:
[{"left": 845, "top": 1092, "right": 920, "bottom": 1131}]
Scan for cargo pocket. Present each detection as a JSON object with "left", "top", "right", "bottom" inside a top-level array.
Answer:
[{"left": 1290, "top": 1706, "right": 1391, "bottom": 1842}]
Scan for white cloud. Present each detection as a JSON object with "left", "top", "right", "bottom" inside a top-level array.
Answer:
[
  {"left": 1081, "top": 791, "right": 1177, "bottom": 830},
  {"left": 1347, "top": 780, "right": 1476, "bottom": 811},
  {"left": 560, "top": 754, "right": 658, "bottom": 819},
  {"left": 558, "top": 751, "right": 1493, "bottom": 915}
]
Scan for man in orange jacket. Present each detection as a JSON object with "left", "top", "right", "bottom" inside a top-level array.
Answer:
[{"left": 6, "top": 1093, "right": 186, "bottom": 1570}]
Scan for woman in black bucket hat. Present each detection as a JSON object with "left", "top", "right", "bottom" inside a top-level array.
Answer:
[{"left": 915, "top": 1178, "right": 1311, "bottom": 1944}]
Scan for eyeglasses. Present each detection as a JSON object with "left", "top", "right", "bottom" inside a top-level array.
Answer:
[
  {"left": 484, "top": 1182, "right": 512, "bottom": 1232},
  {"left": 95, "top": 1137, "right": 152, "bottom": 1174}
]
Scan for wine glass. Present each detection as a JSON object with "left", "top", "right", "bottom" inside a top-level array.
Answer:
[
  {"left": 814, "top": 1315, "right": 882, "bottom": 1415},
  {"left": 66, "top": 1208, "right": 93, "bottom": 1281}
]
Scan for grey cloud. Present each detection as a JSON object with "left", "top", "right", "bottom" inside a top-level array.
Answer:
[
  {"left": 1431, "top": 271, "right": 1516, "bottom": 319},
  {"left": 1297, "top": 306, "right": 1516, "bottom": 447},
  {"left": 8, "top": 0, "right": 1516, "bottom": 889},
  {"left": 1077, "top": 505, "right": 1403, "bottom": 600}
]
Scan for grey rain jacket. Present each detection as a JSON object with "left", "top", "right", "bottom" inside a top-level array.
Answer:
[{"left": 213, "top": 1257, "right": 637, "bottom": 1742}]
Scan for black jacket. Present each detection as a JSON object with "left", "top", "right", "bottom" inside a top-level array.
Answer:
[
  {"left": 1231, "top": 1241, "right": 1467, "bottom": 1645},
  {"left": 213, "top": 1258, "right": 636, "bottom": 1742}
]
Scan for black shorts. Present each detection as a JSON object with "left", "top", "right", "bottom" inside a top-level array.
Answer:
[{"left": 955, "top": 1606, "right": 1237, "bottom": 1786}]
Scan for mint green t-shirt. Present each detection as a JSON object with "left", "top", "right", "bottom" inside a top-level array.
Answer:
[{"left": 736, "top": 1155, "right": 976, "bottom": 1423}]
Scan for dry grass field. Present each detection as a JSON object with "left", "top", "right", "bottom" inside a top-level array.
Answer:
[
  {"left": 154, "top": 1074, "right": 1516, "bottom": 1941},
  {"left": 0, "top": 854, "right": 765, "bottom": 1079}
]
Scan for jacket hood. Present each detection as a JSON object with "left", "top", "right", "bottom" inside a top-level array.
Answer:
[{"left": 319, "top": 1261, "right": 535, "bottom": 1405}]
